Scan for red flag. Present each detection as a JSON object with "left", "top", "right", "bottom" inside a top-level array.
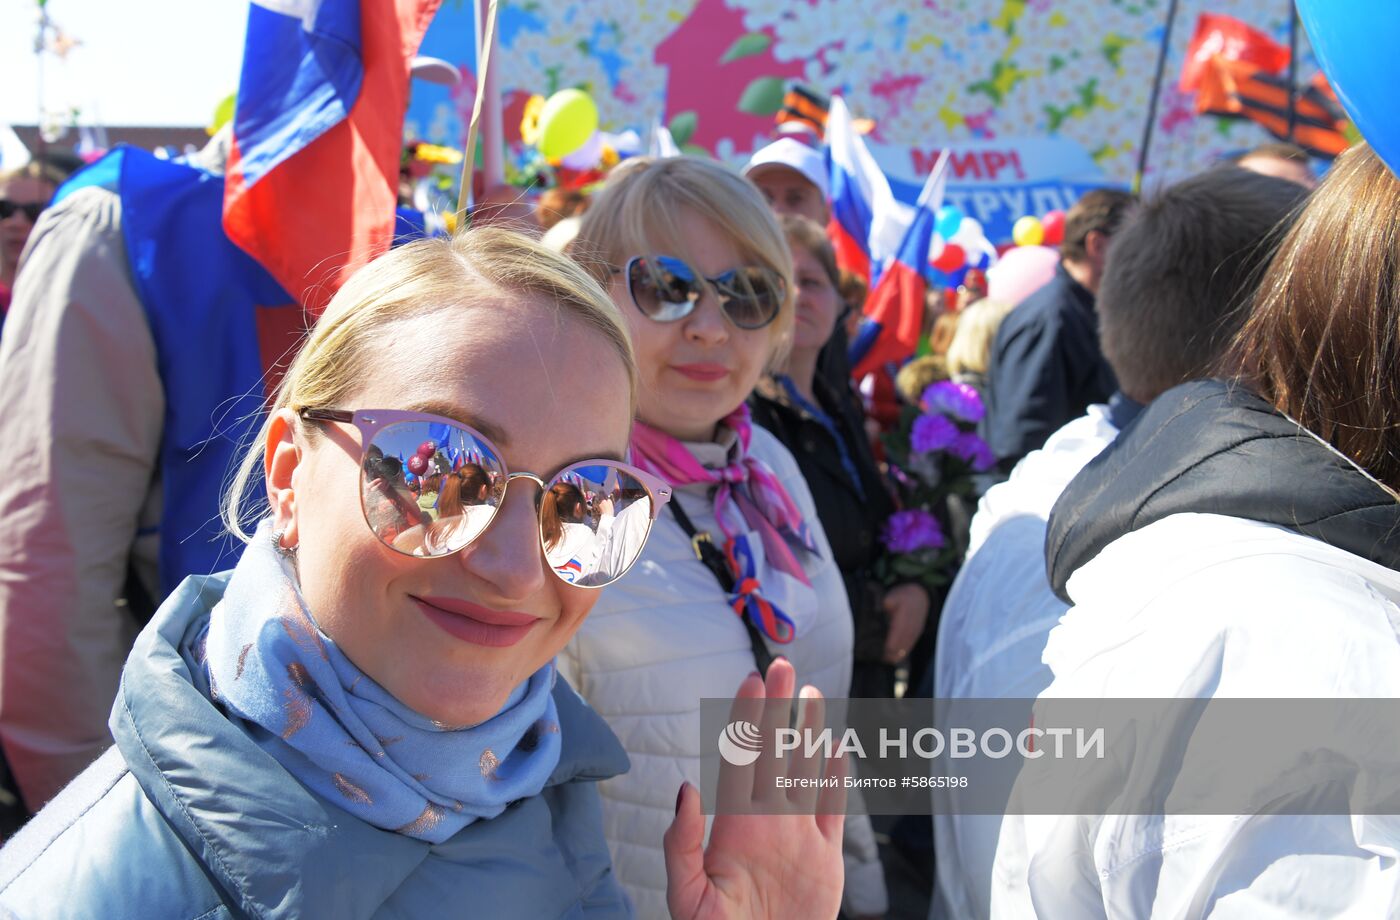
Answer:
[
  {"left": 223, "top": 0, "right": 441, "bottom": 313},
  {"left": 1179, "top": 13, "right": 1289, "bottom": 94}
]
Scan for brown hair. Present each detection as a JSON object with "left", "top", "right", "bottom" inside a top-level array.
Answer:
[
  {"left": 540, "top": 481, "right": 585, "bottom": 550},
  {"left": 436, "top": 471, "right": 465, "bottom": 520},
  {"left": 928, "top": 311, "right": 961, "bottom": 356},
  {"left": 1228, "top": 142, "right": 1400, "bottom": 489},
  {"left": 536, "top": 187, "right": 588, "bottom": 231},
  {"left": 837, "top": 270, "right": 868, "bottom": 314},
  {"left": 1099, "top": 166, "right": 1307, "bottom": 403},
  {"left": 455, "top": 463, "right": 491, "bottom": 505},
  {"left": 1061, "top": 187, "right": 1136, "bottom": 263},
  {"left": 780, "top": 214, "right": 839, "bottom": 289}
]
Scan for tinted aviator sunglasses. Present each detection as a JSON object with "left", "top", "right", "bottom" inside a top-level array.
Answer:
[
  {"left": 616, "top": 254, "right": 786, "bottom": 330},
  {"left": 298, "top": 407, "right": 672, "bottom": 588},
  {"left": 0, "top": 200, "right": 44, "bottom": 222}
]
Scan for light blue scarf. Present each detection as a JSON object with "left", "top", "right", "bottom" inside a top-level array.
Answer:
[{"left": 196, "top": 521, "right": 561, "bottom": 844}]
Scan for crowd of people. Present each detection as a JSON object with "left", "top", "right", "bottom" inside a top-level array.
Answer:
[{"left": 0, "top": 31, "right": 1398, "bottom": 918}]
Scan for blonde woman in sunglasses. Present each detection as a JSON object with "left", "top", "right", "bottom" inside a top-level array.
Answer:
[
  {"left": 564, "top": 157, "right": 889, "bottom": 919},
  {"left": 0, "top": 229, "right": 845, "bottom": 919}
]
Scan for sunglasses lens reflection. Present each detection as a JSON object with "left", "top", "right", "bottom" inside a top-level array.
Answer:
[
  {"left": 715, "top": 266, "right": 785, "bottom": 329},
  {"left": 628, "top": 255, "right": 697, "bottom": 322},
  {"left": 362, "top": 421, "right": 505, "bottom": 557},
  {"left": 361, "top": 422, "right": 655, "bottom": 584},
  {"left": 541, "top": 463, "right": 654, "bottom": 587},
  {"left": 629, "top": 255, "right": 783, "bottom": 330}
]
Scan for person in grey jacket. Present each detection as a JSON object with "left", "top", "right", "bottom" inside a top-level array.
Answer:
[{"left": 0, "top": 229, "right": 847, "bottom": 919}]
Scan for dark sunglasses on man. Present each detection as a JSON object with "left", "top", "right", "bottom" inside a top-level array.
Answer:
[
  {"left": 0, "top": 200, "right": 45, "bottom": 222},
  {"left": 614, "top": 254, "right": 786, "bottom": 330}
]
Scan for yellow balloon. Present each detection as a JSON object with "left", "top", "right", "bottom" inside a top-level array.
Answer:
[
  {"left": 207, "top": 93, "right": 236, "bottom": 136},
  {"left": 1013, "top": 215, "right": 1045, "bottom": 247},
  {"left": 537, "top": 89, "right": 599, "bottom": 160}
]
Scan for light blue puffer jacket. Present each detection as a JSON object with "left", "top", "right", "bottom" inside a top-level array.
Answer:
[{"left": 0, "top": 573, "right": 633, "bottom": 919}]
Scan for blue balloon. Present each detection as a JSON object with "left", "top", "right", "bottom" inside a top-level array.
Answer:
[
  {"left": 1296, "top": 0, "right": 1398, "bottom": 174},
  {"left": 935, "top": 205, "right": 964, "bottom": 241}
]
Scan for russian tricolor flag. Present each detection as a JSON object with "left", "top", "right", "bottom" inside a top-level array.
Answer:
[
  {"left": 850, "top": 150, "right": 951, "bottom": 381},
  {"left": 223, "top": 0, "right": 440, "bottom": 312},
  {"left": 825, "top": 95, "right": 912, "bottom": 286}
]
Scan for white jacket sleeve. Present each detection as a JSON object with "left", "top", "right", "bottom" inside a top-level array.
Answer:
[
  {"left": 995, "top": 517, "right": 1400, "bottom": 918},
  {"left": 0, "top": 187, "right": 162, "bottom": 810}
]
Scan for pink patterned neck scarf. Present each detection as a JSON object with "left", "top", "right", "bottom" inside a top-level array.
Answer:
[{"left": 630, "top": 403, "right": 819, "bottom": 642}]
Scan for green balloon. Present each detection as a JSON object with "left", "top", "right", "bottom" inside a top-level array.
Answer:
[{"left": 537, "top": 89, "right": 599, "bottom": 160}]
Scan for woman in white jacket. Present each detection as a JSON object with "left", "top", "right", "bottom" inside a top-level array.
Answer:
[
  {"left": 992, "top": 142, "right": 1400, "bottom": 917},
  {"left": 560, "top": 157, "right": 888, "bottom": 918}
]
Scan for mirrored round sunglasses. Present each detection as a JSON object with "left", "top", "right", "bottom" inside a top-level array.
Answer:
[{"left": 299, "top": 408, "right": 672, "bottom": 588}]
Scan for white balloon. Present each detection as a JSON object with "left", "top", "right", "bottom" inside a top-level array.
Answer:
[{"left": 951, "top": 216, "right": 985, "bottom": 243}]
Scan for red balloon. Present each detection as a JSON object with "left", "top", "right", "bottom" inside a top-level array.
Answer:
[
  {"left": 1041, "top": 210, "right": 1066, "bottom": 246},
  {"left": 416, "top": 440, "right": 437, "bottom": 457},
  {"left": 933, "top": 242, "right": 966, "bottom": 273},
  {"left": 407, "top": 454, "right": 428, "bottom": 475}
]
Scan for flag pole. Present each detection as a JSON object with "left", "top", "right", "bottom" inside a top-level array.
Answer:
[
  {"left": 456, "top": 0, "right": 499, "bottom": 223},
  {"left": 1286, "top": 1, "right": 1299, "bottom": 141},
  {"left": 478, "top": 0, "right": 504, "bottom": 192},
  {"left": 1134, "top": 0, "right": 1182, "bottom": 195},
  {"left": 34, "top": 0, "right": 49, "bottom": 164}
]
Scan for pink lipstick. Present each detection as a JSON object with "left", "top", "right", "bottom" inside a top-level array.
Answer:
[
  {"left": 672, "top": 363, "right": 729, "bottom": 382},
  {"left": 411, "top": 595, "right": 540, "bottom": 648}
]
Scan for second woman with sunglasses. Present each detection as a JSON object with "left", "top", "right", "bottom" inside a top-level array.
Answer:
[
  {"left": 0, "top": 228, "right": 847, "bottom": 918},
  {"left": 0, "top": 161, "right": 60, "bottom": 321},
  {"left": 563, "top": 157, "right": 889, "bottom": 919}
]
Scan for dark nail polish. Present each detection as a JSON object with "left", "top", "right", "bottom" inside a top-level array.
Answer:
[{"left": 675, "top": 783, "right": 686, "bottom": 815}]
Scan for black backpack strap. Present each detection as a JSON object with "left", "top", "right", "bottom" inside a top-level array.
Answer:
[{"left": 668, "top": 500, "right": 774, "bottom": 678}]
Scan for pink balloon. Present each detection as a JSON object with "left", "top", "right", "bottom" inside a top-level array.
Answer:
[
  {"left": 407, "top": 454, "right": 428, "bottom": 476},
  {"left": 987, "top": 245, "right": 1060, "bottom": 306},
  {"left": 417, "top": 441, "right": 437, "bottom": 457}
]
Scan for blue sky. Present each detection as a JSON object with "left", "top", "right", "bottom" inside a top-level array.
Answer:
[{"left": 1, "top": 0, "right": 250, "bottom": 128}]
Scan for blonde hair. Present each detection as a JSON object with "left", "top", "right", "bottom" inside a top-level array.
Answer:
[
  {"left": 946, "top": 299, "right": 1016, "bottom": 379},
  {"left": 895, "top": 355, "right": 950, "bottom": 405},
  {"left": 224, "top": 227, "right": 636, "bottom": 541},
  {"left": 573, "top": 156, "right": 796, "bottom": 364},
  {"left": 0, "top": 160, "right": 65, "bottom": 189}
]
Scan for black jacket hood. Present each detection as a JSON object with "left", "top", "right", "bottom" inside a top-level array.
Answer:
[{"left": 1046, "top": 379, "right": 1400, "bottom": 602}]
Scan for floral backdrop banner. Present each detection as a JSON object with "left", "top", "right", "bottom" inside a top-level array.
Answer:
[{"left": 407, "top": 0, "right": 1318, "bottom": 240}]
